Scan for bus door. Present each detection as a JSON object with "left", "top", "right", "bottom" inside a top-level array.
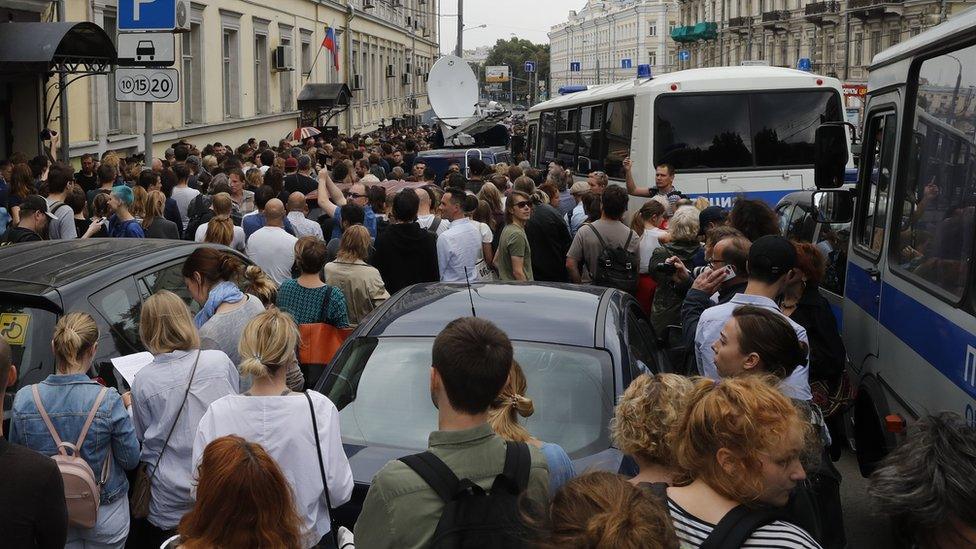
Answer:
[{"left": 845, "top": 102, "right": 899, "bottom": 374}]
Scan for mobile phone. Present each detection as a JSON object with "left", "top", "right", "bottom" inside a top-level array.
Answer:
[{"left": 722, "top": 265, "right": 736, "bottom": 282}]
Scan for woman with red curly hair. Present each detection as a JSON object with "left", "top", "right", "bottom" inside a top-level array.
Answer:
[
  {"left": 664, "top": 376, "right": 822, "bottom": 548},
  {"left": 163, "top": 435, "right": 304, "bottom": 548}
]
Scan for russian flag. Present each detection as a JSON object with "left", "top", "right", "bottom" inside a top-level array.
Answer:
[{"left": 323, "top": 26, "right": 339, "bottom": 70}]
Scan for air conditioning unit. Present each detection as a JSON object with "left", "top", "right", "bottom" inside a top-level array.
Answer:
[
  {"left": 352, "top": 74, "right": 364, "bottom": 90},
  {"left": 386, "top": 65, "right": 395, "bottom": 78},
  {"left": 174, "top": 0, "right": 191, "bottom": 32},
  {"left": 402, "top": 73, "right": 412, "bottom": 86},
  {"left": 273, "top": 45, "right": 294, "bottom": 71},
  {"left": 362, "top": 0, "right": 375, "bottom": 8}
]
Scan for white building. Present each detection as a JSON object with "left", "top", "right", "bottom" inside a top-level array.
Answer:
[{"left": 549, "top": 0, "right": 681, "bottom": 91}]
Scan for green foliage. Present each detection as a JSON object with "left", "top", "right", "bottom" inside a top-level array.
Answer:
[{"left": 480, "top": 38, "right": 550, "bottom": 104}]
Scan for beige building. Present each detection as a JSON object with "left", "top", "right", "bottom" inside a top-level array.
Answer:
[
  {"left": 549, "top": 0, "right": 681, "bottom": 92},
  {"left": 671, "top": 0, "right": 971, "bottom": 82},
  {"left": 0, "top": 0, "right": 438, "bottom": 162}
]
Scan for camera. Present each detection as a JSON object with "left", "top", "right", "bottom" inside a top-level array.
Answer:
[{"left": 652, "top": 263, "right": 677, "bottom": 276}]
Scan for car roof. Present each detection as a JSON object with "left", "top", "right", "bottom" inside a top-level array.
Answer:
[
  {"left": 365, "top": 282, "right": 609, "bottom": 346},
  {"left": 0, "top": 239, "right": 205, "bottom": 293}
]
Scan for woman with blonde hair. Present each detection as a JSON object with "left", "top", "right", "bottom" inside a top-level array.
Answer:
[
  {"left": 539, "top": 471, "right": 679, "bottom": 549},
  {"left": 164, "top": 436, "right": 304, "bottom": 549},
  {"left": 488, "top": 361, "right": 575, "bottom": 495},
  {"left": 193, "top": 192, "right": 245, "bottom": 252},
  {"left": 476, "top": 181, "right": 505, "bottom": 231},
  {"left": 129, "top": 291, "right": 240, "bottom": 546},
  {"left": 193, "top": 309, "right": 354, "bottom": 548},
  {"left": 324, "top": 224, "right": 389, "bottom": 327},
  {"left": 649, "top": 205, "right": 702, "bottom": 334},
  {"left": 664, "top": 376, "right": 820, "bottom": 548},
  {"left": 9, "top": 313, "right": 140, "bottom": 548},
  {"left": 610, "top": 373, "right": 694, "bottom": 486},
  {"left": 130, "top": 184, "right": 147, "bottom": 219},
  {"left": 142, "top": 190, "right": 180, "bottom": 238}
]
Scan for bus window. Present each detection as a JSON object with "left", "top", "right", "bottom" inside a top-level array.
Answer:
[
  {"left": 605, "top": 98, "right": 634, "bottom": 178},
  {"left": 890, "top": 43, "right": 976, "bottom": 301},
  {"left": 751, "top": 91, "right": 843, "bottom": 167},
  {"left": 579, "top": 104, "right": 605, "bottom": 171},
  {"left": 557, "top": 108, "right": 579, "bottom": 166},
  {"left": 527, "top": 122, "right": 538, "bottom": 166},
  {"left": 855, "top": 112, "right": 897, "bottom": 256},
  {"left": 654, "top": 94, "right": 752, "bottom": 170},
  {"left": 541, "top": 111, "right": 557, "bottom": 164}
]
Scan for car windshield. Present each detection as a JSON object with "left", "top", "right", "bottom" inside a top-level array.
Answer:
[
  {"left": 321, "top": 337, "right": 615, "bottom": 458},
  {"left": 0, "top": 302, "right": 57, "bottom": 385}
]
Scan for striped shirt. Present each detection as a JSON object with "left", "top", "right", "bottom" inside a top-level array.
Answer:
[{"left": 667, "top": 498, "right": 822, "bottom": 549}]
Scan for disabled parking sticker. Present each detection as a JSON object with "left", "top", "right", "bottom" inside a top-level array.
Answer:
[{"left": 0, "top": 313, "right": 29, "bottom": 346}]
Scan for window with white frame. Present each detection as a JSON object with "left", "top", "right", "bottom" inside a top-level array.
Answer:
[
  {"left": 279, "top": 25, "right": 294, "bottom": 112},
  {"left": 182, "top": 21, "right": 203, "bottom": 125},
  {"left": 648, "top": 23, "right": 657, "bottom": 36},
  {"left": 649, "top": 51, "right": 657, "bottom": 66},
  {"left": 221, "top": 16, "right": 241, "bottom": 119},
  {"left": 301, "top": 30, "right": 313, "bottom": 79},
  {"left": 254, "top": 33, "right": 269, "bottom": 115}
]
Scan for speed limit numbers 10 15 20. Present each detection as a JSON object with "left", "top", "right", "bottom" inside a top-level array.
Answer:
[{"left": 115, "top": 68, "right": 180, "bottom": 103}]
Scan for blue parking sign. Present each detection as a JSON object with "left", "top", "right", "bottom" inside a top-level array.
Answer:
[
  {"left": 678, "top": 50, "right": 690, "bottom": 61},
  {"left": 621, "top": 58, "right": 632, "bottom": 69},
  {"left": 119, "top": 0, "right": 178, "bottom": 31}
]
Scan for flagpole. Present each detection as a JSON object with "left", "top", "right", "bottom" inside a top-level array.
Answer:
[{"left": 305, "top": 41, "right": 326, "bottom": 83}]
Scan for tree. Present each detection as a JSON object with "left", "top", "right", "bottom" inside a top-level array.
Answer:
[{"left": 482, "top": 38, "right": 550, "bottom": 105}]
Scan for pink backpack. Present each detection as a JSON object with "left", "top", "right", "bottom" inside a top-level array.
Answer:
[{"left": 31, "top": 385, "right": 112, "bottom": 529}]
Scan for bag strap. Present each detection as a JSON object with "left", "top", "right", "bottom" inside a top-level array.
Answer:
[
  {"left": 700, "top": 505, "right": 783, "bottom": 549},
  {"left": 318, "top": 286, "right": 334, "bottom": 324},
  {"left": 399, "top": 451, "right": 460, "bottom": 503},
  {"left": 32, "top": 384, "right": 114, "bottom": 484},
  {"left": 501, "top": 441, "right": 531, "bottom": 492},
  {"left": 31, "top": 384, "right": 65, "bottom": 453},
  {"left": 75, "top": 387, "right": 109, "bottom": 450},
  {"left": 586, "top": 223, "right": 610, "bottom": 252},
  {"left": 305, "top": 391, "right": 339, "bottom": 547},
  {"left": 429, "top": 216, "right": 441, "bottom": 233},
  {"left": 149, "top": 350, "right": 200, "bottom": 480}
]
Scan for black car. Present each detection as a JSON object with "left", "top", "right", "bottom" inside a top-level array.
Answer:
[
  {"left": 313, "top": 281, "right": 666, "bottom": 526},
  {"left": 0, "top": 239, "right": 249, "bottom": 410}
]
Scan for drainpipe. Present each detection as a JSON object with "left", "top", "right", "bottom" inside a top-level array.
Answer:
[
  {"left": 345, "top": 2, "right": 356, "bottom": 136},
  {"left": 56, "top": 0, "right": 69, "bottom": 162}
]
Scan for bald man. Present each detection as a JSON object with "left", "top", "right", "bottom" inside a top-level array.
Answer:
[
  {"left": 415, "top": 187, "right": 449, "bottom": 235},
  {"left": 286, "top": 191, "right": 324, "bottom": 239},
  {"left": 246, "top": 198, "right": 298, "bottom": 285}
]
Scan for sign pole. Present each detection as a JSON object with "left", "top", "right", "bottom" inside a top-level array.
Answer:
[{"left": 144, "top": 102, "right": 153, "bottom": 166}]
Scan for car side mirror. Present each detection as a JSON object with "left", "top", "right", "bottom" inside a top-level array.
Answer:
[
  {"left": 813, "top": 190, "right": 854, "bottom": 224},
  {"left": 814, "top": 123, "right": 850, "bottom": 189}
]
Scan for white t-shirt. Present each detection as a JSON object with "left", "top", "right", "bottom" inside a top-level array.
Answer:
[
  {"left": 417, "top": 213, "right": 450, "bottom": 235},
  {"left": 193, "top": 392, "right": 354, "bottom": 548},
  {"left": 246, "top": 226, "right": 298, "bottom": 286},
  {"left": 170, "top": 186, "right": 200, "bottom": 228},
  {"left": 475, "top": 220, "right": 493, "bottom": 263},
  {"left": 194, "top": 222, "right": 246, "bottom": 252},
  {"left": 638, "top": 226, "right": 669, "bottom": 274}
]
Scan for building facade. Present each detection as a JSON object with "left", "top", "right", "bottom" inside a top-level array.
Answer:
[
  {"left": 671, "top": 0, "right": 971, "bottom": 83},
  {"left": 549, "top": 0, "right": 681, "bottom": 92},
  {"left": 0, "top": 0, "right": 438, "bottom": 162}
]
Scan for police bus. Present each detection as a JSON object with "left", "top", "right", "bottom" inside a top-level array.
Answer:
[
  {"left": 811, "top": 7, "right": 976, "bottom": 475},
  {"left": 524, "top": 66, "right": 852, "bottom": 207}
]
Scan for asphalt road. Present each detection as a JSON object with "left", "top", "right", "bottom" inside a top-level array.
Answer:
[{"left": 836, "top": 449, "right": 896, "bottom": 548}]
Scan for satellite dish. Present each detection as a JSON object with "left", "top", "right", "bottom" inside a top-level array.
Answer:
[{"left": 428, "top": 55, "right": 479, "bottom": 121}]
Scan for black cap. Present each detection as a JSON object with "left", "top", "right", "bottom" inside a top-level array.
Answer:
[
  {"left": 698, "top": 206, "right": 728, "bottom": 235},
  {"left": 21, "top": 195, "right": 56, "bottom": 219},
  {"left": 748, "top": 235, "right": 796, "bottom": 277}
]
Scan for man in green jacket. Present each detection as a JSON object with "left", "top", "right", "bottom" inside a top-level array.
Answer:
[{"left": 354, "top": 317, "right": 550, "bottom": 548}]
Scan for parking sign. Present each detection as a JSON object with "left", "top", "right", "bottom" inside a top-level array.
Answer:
[
  {"left": 115, "top": 68, "right": 180, "bottom": 103},
  {"left": 119, "top": 0, "right": 188, "bottom": 32}
]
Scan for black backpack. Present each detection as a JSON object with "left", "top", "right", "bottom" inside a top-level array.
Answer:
[
  {"left": 643, "top": 482, "right": 785, "bottom": 549},
  {"left": 586, "top": 224, "right": 639, "bottom": 294},
  {"left": 399, "top": 441, "right": 532, "bottom": 549}
]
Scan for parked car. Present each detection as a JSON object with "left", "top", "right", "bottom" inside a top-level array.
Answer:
[
  {"left": 0, "top": 239, "right": 250, "bottom": 412},
  {"left": 313, "top": 281, "right": 666, "bottom": 527},
  {"left": 415, "top": 146, "right": 511, "bottom": 182}
]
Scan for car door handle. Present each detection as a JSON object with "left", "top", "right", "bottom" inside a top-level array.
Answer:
[{"left": 866, "top": 267, "right": 880, "bottom": 282}]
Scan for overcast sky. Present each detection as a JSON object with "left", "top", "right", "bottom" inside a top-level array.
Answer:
[{"left": 438, "top": 0, "right": 581, "bottom": 54}]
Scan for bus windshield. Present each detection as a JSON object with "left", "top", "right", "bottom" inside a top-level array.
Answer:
[{"left": 654, "top": 90, "right": 843, "bottom": 171}]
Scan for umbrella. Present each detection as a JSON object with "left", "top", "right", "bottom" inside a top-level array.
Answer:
[{"left": 288, "top": 127, "right": 321, "bottom": 141}]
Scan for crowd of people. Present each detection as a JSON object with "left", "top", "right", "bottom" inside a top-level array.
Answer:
[{"left": 0, "top": 127, "right": 974, "bottom": 549}]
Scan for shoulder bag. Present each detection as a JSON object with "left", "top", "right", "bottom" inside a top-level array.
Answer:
[
  {"left": 130, "top": 350, "right": 200, "bottom": 519},
  {"left": 306, "top": 391, "right": 340, "bottom": 548}
]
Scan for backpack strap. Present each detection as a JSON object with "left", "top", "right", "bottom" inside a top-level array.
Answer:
[
  {"left": 586, "top": 223, "right": 609, "bottom": 251},
  {"left": 31, "top": 384, "right": 111, "bottom": 482},
  {"left": 501, "top": 441, "right": 532, "bottom": 492},
  {"left": 31, "top": 384, "right": 65, "bottom": 452},
  {"left": 429, "top": 216, "right": 442, "bottom": 233},
  {"left": 700, "top": 505, "right": 784, "bottom": 549},
  {"left": 49, "top": 201, "right": 69, "bottom": 215},
  {"left": 399, "top": 451, "right": 461, "bottom": 504}
]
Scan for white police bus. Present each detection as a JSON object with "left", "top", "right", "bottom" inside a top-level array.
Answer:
[
  {"left": 525, "top": 66, "right": 852, "bottom": 206},
  {"left": 811, "top": 7, "right": 976, "bottom": 475}
]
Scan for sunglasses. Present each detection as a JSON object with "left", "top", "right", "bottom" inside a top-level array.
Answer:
[{"left": 515, "top": 201, "right": 533, "bottom": 209}]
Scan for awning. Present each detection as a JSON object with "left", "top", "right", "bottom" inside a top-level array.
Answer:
[
  {"left": 297, "top": 83, "right": 353, "bottom": 110},
  {"left": 0, "top": 22, "right": 116, "bottom": 75}
]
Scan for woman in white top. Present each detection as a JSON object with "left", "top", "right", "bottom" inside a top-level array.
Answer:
[
  {"left": 193, "top": 308, "right": 353, "bottom": 548},
  {"left": 632, "top": 199, "right": 670, "bottom": 314},
  {"left": 193, "top": 192, "right": 245, "bottom": 252},
  {"left": 470, "top": 199, "right": 496, "bottom": 277},
  {"left": 130, "top": 290, "right": 239, "bottom": 546}
]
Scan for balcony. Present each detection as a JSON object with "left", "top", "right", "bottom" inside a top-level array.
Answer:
[
  {"left": 804, "top": 1, "right": 840, "bottom": 24},
  {"left": 847, "top": 0, "right": 903, "bottom": 19},
  {"left": 727, "top": 15, "right": 753, "bottom": 34},
  {"left": 761, "top": 10, "right": 792, "bottom": 30}
]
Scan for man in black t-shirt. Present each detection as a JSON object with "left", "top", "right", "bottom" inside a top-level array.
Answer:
[
  {"left": 73, "top": 153, "right": 98, "bottom": 193},
  {"left": 0, "top": 195, "right": 54, "bottom": 245},
  {"left": 283, "top": 155, "right": 317, "bottom": 195},
  {"left": 0, "top": 339, "right": 68, "bottom": 548}
]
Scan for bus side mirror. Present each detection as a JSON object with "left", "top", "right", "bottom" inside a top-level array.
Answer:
[
  {"left": 813, "top": 190, "right": 854, "bottom": 224},
  {"left": 814, "top": 124, "right": 849, "bottom": 189}
]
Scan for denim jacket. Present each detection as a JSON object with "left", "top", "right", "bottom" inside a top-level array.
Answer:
[{"left": 8, "top": 373, "right": 141, "bottom": 504}]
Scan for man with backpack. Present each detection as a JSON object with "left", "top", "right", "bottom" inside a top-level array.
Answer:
[
  {"left": 355, "top": 317, "right": 550, "bottom": 548},
  {"left": 43, "top": 163, "right": 77, "bottom": 239},
  {"left": 566, "top": 184, "right": 640, "bottom": 291}
]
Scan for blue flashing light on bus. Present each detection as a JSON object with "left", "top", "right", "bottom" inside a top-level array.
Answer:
[{"left": 557, "top": 85, "right": 588, "bottom": 95}]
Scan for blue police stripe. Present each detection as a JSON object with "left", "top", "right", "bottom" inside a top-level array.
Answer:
[
  {"left": 688, "top": 190, "right": 794, "bottom": 208},
  {"left": 845, "top": 262, "right": 880, "bottom": 320}
]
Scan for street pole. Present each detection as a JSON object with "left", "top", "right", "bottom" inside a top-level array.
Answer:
[
  {"left": 144, "top": 103, "right": 153, "bottom": 167},
  {"left": 56, "top": 0, "right": 69, "bottom": 162},
  {"left": 509, "top": 70, "right": 513, "bottom": 108},
  {"left": 455, "top": 0, "right": 463, "bottom": 58},
  {"left": 596, "top": 57, "right": 601, "bottom": 85}
]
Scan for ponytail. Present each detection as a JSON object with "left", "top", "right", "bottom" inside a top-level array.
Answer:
[
  {"left": 52, "top": 313, "right": 99, "bottom": 373},
  {"left": 487, "top": 361, "right": 535, "bottom": 443},
  {"left": 204, "top": 192, "right": 235, "bottom": 246}
]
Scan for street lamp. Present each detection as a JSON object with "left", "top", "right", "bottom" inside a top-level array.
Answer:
[
  {"left": 946, "top": 54, "right": 963, "bottom": 126},
  {"left": 455, "top": 24, "right": 487, "bottom": 57}
]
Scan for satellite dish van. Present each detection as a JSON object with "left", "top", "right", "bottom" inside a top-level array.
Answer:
[{"left": 428, "top": 55, "right": 509, "bottom": 148}]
